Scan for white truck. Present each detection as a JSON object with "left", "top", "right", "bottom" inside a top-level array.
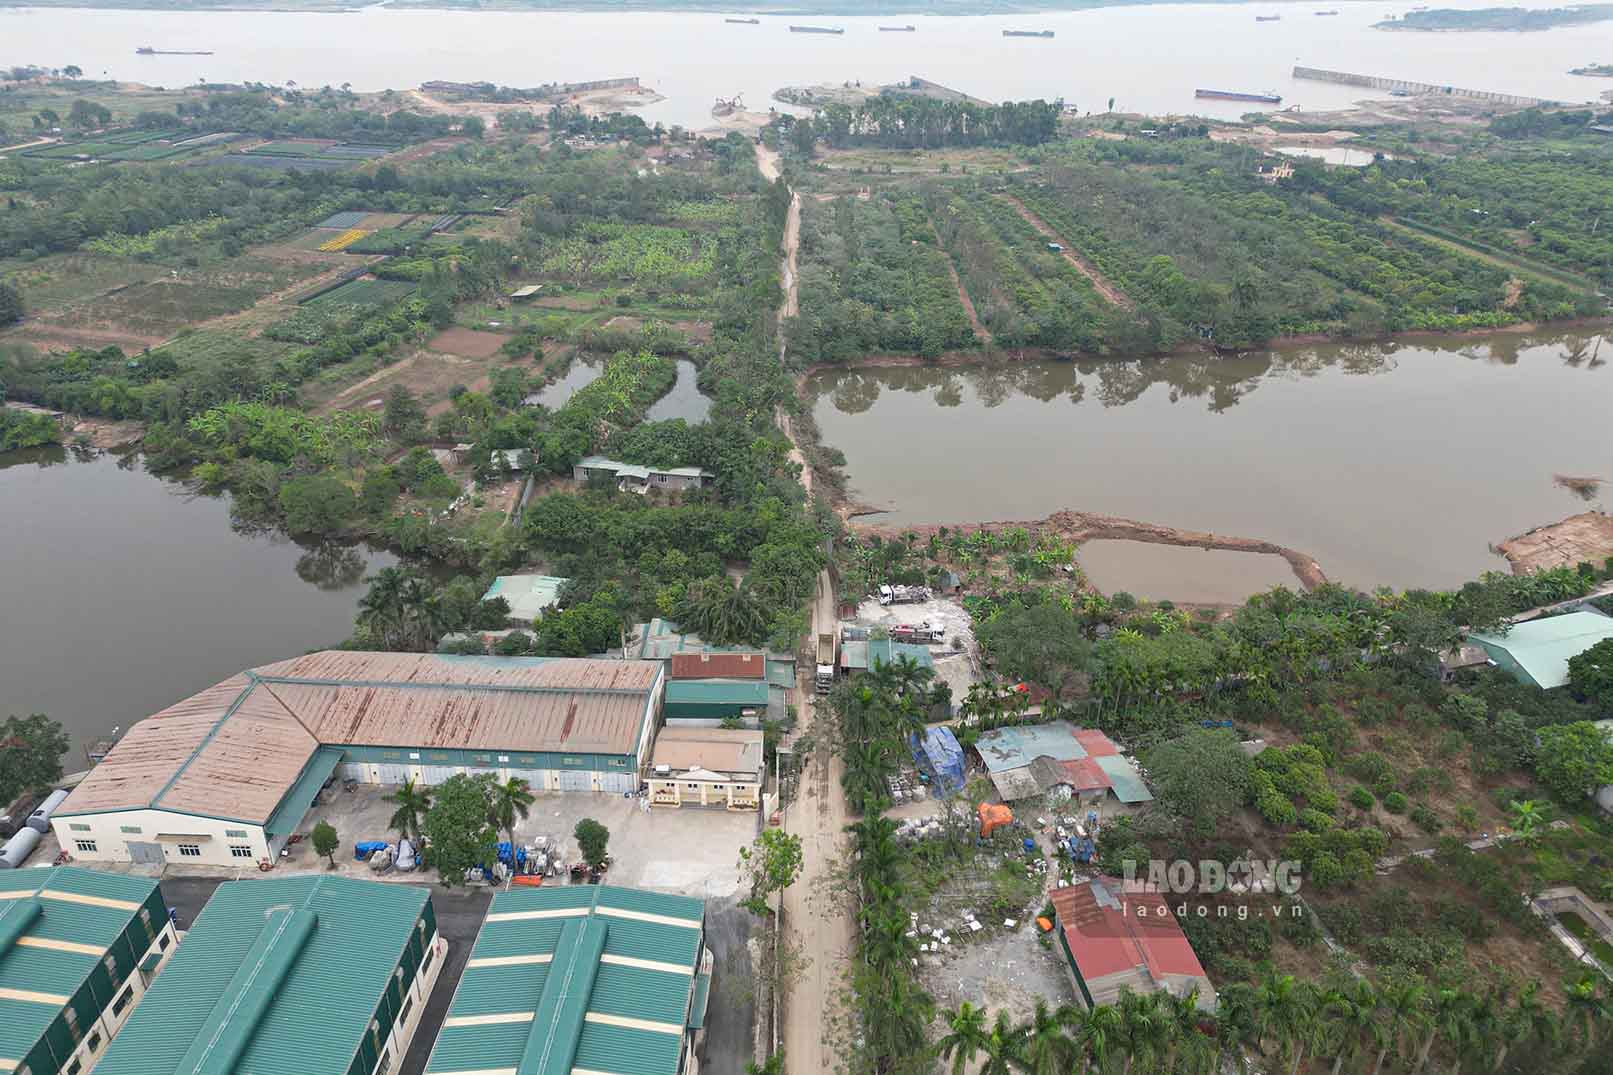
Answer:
[
  {"left": 890, "top": 621, "right": 946, "bottom": 644},
  {"left": 878, "top": 584, "right": 933, "bottom": 606},
  {"left": 815, "top": 631, "right": 837, "bottom": 694}
]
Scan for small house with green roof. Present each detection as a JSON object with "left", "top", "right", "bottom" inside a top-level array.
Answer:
[
  {"left": 425, "top": 884, "right": 712, "bottom": 1075},
  {"left": 1468, "top": 610, "right": 1613, "bottom": 689},
  {"left": 93, "top": 875, "right": 444, "bottom": 1075},
  {"left": 0, "top": 867, "right": 177, "bottom": 1075}
]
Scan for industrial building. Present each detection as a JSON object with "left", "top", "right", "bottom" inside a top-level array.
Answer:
[
  {"left": 975, "top": 724, "right": 1152, "bottom": 805},
  {"left": 424, "top": 884, "right": 712, "bottom": 1075},
  {"left": 648, "top": 727, "right": 765, "bottom": 809},
  {"left": 1468, "top": 610, "right": 1613, "bottom": 689},
  {"left": 840, "top": 638, "right": 934, "bottom": 675},
  {"left": 94, "top": 875, "right": 443, "bottom": 1075},
  {"left": 622, "top": 623, "right": 796, "bottom": 726},
  {"left": 573, "top": 456, "right": 714, "bottom": 493},
  {"left": 482, "top": 574, "right": 570, "bottom": 624},
  {"left": 54, "top": 652, "right": 665, "bottom": 866},
  {"left": 0, "top": 868, "right": 178, "bottom": 1075},
  {"left": 1049, "top": 879, "right": 1214, "bottom": 1011}
]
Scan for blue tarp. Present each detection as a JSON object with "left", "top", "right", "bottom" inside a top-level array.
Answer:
[{"left": 912, "top": 726, "right": 965, "bottom": 797}]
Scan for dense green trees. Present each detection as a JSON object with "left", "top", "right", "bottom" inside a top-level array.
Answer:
[
  {"left": 1142, "top": 728, "right": 1253, "bottom": 836},
  {"left": 1568, "top": 638, "right": 1613, "bottom": 712},
  {"left": 0, "top": 281, "right": 22, "bottom": 326},
  {"left": 1534, "top": 721, "right": 1613, "bottom": 800},
  {"left": 811, "top": 96, "right": 1062, "bottom": 150},
  {"left": 0, "top": 406, "right": 57, "bottom": 451},
  {"left": 0, "top": 713, "right": 69, "bottom": 805},
  {"left": 423, "top": 773, "right": 499, "bottom": 886}
]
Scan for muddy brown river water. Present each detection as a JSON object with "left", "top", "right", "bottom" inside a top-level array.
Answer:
[{"left": 806, "top": 330, "right": 1612, "bottom": 593}]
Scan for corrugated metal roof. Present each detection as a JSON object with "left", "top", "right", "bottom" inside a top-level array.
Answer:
[
  {"left": 425, "top": 885, "right": 703, "bottom": 1075},
  {"left": 668, "top": 653, "right": 766, "bottom": 680},
  {"left": 0, "top": 868, "right": 160, "bottom": 1068},
  {"left": 1050, "top": 879, "right": 1208, "bottom": 984},
  {"left": 976, "top": 724, "right": 1087, "bottom": 773},
  {"left": 650, "top": 728, "right": 763, "bottom": 778},
  {"left": 95, "top": 875, "right": 430, "bottom": 1075},
  {"left": 664, "top": 680, "right": 771, "bottom": 706},
  {"left": 484, "top": 575, "right": 570, "bottom": 622},
  {"left": 60, "top": 653, "right": 662, "bottom": 824},
  {"left": 1095, "top": 754, "right": 1153, "bottom": 803},
  {"left": 1470, "top": 610, "right": 1613, "bottom": 689}
]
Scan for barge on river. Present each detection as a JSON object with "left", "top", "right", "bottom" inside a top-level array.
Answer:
[
  {"left": 135, "top": 46, "right": 214, "bottom": 54},
  {"left": 1195, "top": 88, "right": 1283, "bottom": 103},
  {"left": 880, "top": 25, "right": 916, "bottom": 31},
  {"left": 1003, "top": 28, "right": 1055, "bottom": 37},
  {"left": 724, "top": 16, "right": 759, "bottom": 23},
  {"left": 789, "top": 24, "right": 844, "bottom": 33}
]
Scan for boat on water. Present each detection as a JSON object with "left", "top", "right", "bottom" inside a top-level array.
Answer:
[
  {"left": 1255, "top": 14, "right": 1282, "bottom": 21},
  {"left": 1315, "top": 8, "right": 1340, "bottom": 13},
  {"left": 135, "top": 46, "right": 214, "bottom": 54},
  {"left": 1195, "top": 88, "right": 1283, "bottom": 103},
  {"left": 1003, "top": 29, "right": 1055, "bottom": 37},
  {"left": 789, "top": 24, "right": 844, "bottom": 34},
  {"left": 725, "top": 16, "right": 759, "bottom": 24},
  {"left": 879, "top": 25, "right": 916, "bottom": 31}
]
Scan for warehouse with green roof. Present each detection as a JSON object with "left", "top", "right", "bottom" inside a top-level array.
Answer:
[
  {"left": 0, "top": 867, "right": 177, "bottom": 1075},
  {"left": 425, "top": 884, "right": 712, "bottom": 1075},
  {"left": 93, "top": 875, "right": 445, "bottom": 1075},
  {"left": 1469, "top": 610, "right": 1613, "bottom": 689}
]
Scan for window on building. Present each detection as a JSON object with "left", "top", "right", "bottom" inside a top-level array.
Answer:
[
  {"left": 420, "top": 944, "right": 434, "bottom": 974},
  {"left": 230, "top": 845, "right": 253, "bottom": 859},
  {"left": 158, "top": 933, "right": 171, "bottom": 951},
  {"left": 113, "top": 987, "right": 133, "bottom": 1016},
  {"left": 120, "top": 825, "right": 142, "bottom": 835},
  {"left": 225, "top": 829, "right": 248, "bottom": 838},
  {"left": 86, "top": 1034, "right": 101, "bottom": 1053},
  {"left": 177, "top": 844, "right": 202, "bottom": 857},
  {"left": 66, "top": 1061, "right": 82, "bottom": 1075},
  {"left": 75, "top": 840, "right": 97, "bottom": 853},
  {"left": 69, "top": 823, "right": 91, "bottom": 832},
  {"left": 375, "top": 1054, "right": 392, "bottom": 1075},
  {"left": 399, "top": 997, "right": 413, "bottom": 1024},
  {"left": 563, "top": 756, "right": 583, "bottom": 766},
  {"left": 383, "top": 751, "right": 403, "bottom": 761}
]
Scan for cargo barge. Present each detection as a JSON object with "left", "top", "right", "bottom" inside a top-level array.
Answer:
[
  {"left": 135, "top": 46, "right": 214, "bottom": 55},
  {"left": 789, "top": 24, "right": 844, "bottom": 34},
  {"left": 1003, "top": 29, "right": 1055, "bottom": 37},
  {"left": 880, "top": 24, "right": 916, "bottom": 31},
  {"left": 1195, "top": 88, "right": 1283, "bottom": 103},
  {"left": 1255, "top": 14, "right": 1282, "bottom": 20},
  {"left": 724, "top": 16, "right": 759, "bottom": 23}
]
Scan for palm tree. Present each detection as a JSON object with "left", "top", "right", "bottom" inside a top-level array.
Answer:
[
  {"left": 485, "top": 776, "right": 535, "bottom": 846},
  {"left": 980, "top": 1010, "right": 1027, "bottom": 1075},
  {"left": 1376, "top": 982, "right": 1428, "bottom": 1075},
  {"left": 1021, "top": 998, "right": 1079, "bottom": 1075},
  {"left": 1078, "top": 1001, "right": 1124, "bottom": 1073},
  {"left": 1563, "top": 975, "right": 1607, "bottom": 1050},
  {"left": 1417, "top": 988, "right": 1473, "bottom": 1073},
  {"left": 1166, "top": 990, "right": 1216, "bottom": 1075},
  {"left": 936, "top": 1002, "right": 990, "bottom": 1075},
  {"left": 1118, "top": 990, "right": 1175, "bottom": 1074},
  {"left": 383, "top": 777, "right": 432, "bottom": 843},
  {"left": 1511, "top": 982, "right": 1560, "bottom": 1068},
  {"left": 1256, "top": 975, "right": 1319, "bottom": 1075},
  {"left": 1323, "top": 980, "right": 1384, "bottom": 1075}
]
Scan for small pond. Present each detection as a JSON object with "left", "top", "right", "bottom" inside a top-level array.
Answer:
[{"left": 1076, "top": 541, "right": 1302, "bottom": 604}]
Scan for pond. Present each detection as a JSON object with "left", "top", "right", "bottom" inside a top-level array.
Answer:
[
  {"left": 806, "top": 330, "right": 1612, "bottom": 593},
  {"left": 0, "top": 447, "right": 399, "bottom": 764},
  {"left": 526, "top": 354, "right": 605, "bottom": 410},
  {"left": 646, "top": 360, "right": 712, "bottom": 423},
  {"left": 1075, "top": 540, "right": 1302, "bottom": 604},
  {"left": 1273, "top": 145, "right": 1394, "bottom": 166}
]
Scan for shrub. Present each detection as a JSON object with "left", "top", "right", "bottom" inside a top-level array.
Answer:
[
  {"left": 1299, "top": 808, "right": 1336, "bottom": 832},
  {"left": 1383, "top": 791, "right": 1409, "bottom": 814},
  {"left": 1411, "top": 803, "right": 1443, "bottom": 833},
  {"left": 1349, "top": 786, "right": 1375, "bottom": 810}
]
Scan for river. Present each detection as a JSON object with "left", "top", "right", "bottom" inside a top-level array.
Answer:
[
  {"left": 0, "top": 447, "right": 398, "bottom": 762},
  {"left": 1, "top": 0, "right": 1605, "bottom": 131},
  {"left": 806, "top": 330, "right": 1612, "bottom": 594}
]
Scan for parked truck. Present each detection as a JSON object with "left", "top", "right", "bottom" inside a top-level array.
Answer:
[
  {"left": 815, "top": 631, "right": 837, "bottom": 693},
  {"left": 878, "top": 584, "right": 933, "bottom": 606},
  {"left": 890, "top": 621, "right": 946, "bottom": 644}
]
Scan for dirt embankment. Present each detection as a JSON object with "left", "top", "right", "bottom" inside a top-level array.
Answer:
[
  {"left": 1495, "top": 511, "right": 1613, "bottom": 575},
  {"left": 853, "top": 509, "right": 1329, "bottom": 591}
]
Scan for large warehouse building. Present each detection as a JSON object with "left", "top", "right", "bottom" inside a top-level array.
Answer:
[
  {"left": 93, "top": 875, "right": 444, "bottom": 1075},
  {"left": 0, "top": 867, "right": 178, "bottom": 1075},
  {"left": 54, "top": 652, "right": 666, "bottom": 867},
  {"left": 425, "top": 884, "right": 712, "bottom": 1075}
]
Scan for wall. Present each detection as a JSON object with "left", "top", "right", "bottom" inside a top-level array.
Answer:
[{"left": 52, "top": 810, "right": 271, "bottom": 869}]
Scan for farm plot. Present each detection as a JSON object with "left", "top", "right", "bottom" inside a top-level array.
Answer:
[
  {"left": 304, "top": 276, "right": 418, "bottom": 308},
  {"left": 788, "top": 192, "right": 977, "bottom": 363},
  {"left": 233, "top": 140, "right": 395, "bottom": 171},
  {"left": 24, "top": 129, "right": 200, "bottom": 163},
  {"left": 927, "top": 188, "right": 1109, "bottom": 353},
  {"left": 536, "top": 222, "right": 716, "bottom": 289}
]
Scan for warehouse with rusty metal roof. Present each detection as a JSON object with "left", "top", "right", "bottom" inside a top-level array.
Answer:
[
  {"left": 425, "top": 884, "right": 712, "bottom": 1075},
  {"left": 92, "top": 875, "right": 445, "bottom": 1075},
  {"left": 0, "top": 867, "right": 178, "bottom": 1075},
  {"left": 53, "top": 652, "right": 666, "bottom": 867}
]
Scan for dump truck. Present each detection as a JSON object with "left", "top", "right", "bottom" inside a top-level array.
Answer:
[
  {"left": 890, "top": 621, "right": 946, "bottom": 644},
  {"left": 879, "top": 584, "right": 932, "bottom": 606},
  {"left": 815, "top": 631, "right": 837, "bottom": 694}
]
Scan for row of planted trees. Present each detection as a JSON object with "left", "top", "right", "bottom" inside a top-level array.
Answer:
[{"left": 937, "top": 972, "right": 1610, "bottom": 1075}]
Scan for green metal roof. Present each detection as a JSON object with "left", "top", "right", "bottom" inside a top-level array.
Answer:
[
  {"left": 264, "top": 746, "right": 345, "bottom": 839},
  {"left": 1094, "top": 754, "right": 1154, "bottom": 803},
  {"left": 0, "top": 867, "right": 161, "bottom": 1072},
  {"left": 425, "top": 885, "right": 705, "bottom": 1075},
  {"left": 94, "top": 875, "right": 430, "bottom": 1075},
  {"left": 1470, "top": 610, "right": 1613, "bottom": 689},
  {"left": 664, "top": 680, "right": 771, "bottom": 706}
]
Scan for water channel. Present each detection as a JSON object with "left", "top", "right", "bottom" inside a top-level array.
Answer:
[
  {"left": 806, "top": 330, "right": 1612, "bottom": 594},
  {"left": 1, "top": 0, "right": 1605, "bottom": 131},
  {"left": 0, "top": 447, "right": 398, "bottom": 761}
]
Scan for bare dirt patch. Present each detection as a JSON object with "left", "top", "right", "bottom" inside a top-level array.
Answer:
[
  {"left": 312, "top": 349, "right": 536, "bottom": 416},
  {"left": 428, "top": 326, "right": 509, "bottom": 360},
  {"left": 3, "top": 323, "right": 165, "bottom": 353},
  {"left": 1496, "top": 511, "right": 1613, "bottom": 574}
]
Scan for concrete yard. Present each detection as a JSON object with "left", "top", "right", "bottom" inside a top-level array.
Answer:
[
  {"left": 853, "top": 595, "right": 980, "bottom": 705},
  {"left": 920, "top": 923, "right": 1075, "bottom": 1027}
]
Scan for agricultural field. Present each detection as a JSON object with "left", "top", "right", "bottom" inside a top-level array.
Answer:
[
  {"left": 230, "top": 139, "right": 396, "bottom": 171},
  {"left": 20, "top": 127, "right": 211, "bottom": 163},
  {"left": 303, "top": 275, "right": 418, "bottom": 308},
  {"left": 788, "top": 192, "right": 978, "bottom": 362}
]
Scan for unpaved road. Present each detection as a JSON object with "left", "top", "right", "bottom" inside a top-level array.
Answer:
[
  {"left": 756, "top": 142, "right": 782, "bottom": 182},
  {"left": 997, "top": 194, "right": 1135, "bottom": 310}
]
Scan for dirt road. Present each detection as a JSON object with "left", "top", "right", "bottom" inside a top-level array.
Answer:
[
  {"left": 756, "top": 142, "right": 782, "bottom": 182},
  {"left": 997, "top": 194, "right": 1135, "bottom": 310}
]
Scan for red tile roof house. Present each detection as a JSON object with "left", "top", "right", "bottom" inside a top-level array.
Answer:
[{"left": 1049, "top": 878, "right": 1217, "bottom": 1011}]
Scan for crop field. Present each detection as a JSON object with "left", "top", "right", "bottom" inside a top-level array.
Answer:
[
  {"left": 244, "top": 140, "right": 393, "bottom": 161},
  {"left": 23, "top": 128, "right": 201, "bottom": 162},
  {"left": 537, "top": 222, "right": 717, "bottom": 288},
  {"left": 789, "top": 192, "right": 977, "bottom": 362},
  {"left": 318, "top": 228, "right": 370, "bottom": 252},
  {"left": 305, "top": 276, "right": 418, "bottom": 308},
  {"left": 346, "top": 222, "right": 436, "bottom": 254},
  {"left": 0, "top": 253, "right": 163, "bottom": 310}
]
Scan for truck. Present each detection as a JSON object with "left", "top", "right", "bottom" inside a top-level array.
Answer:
[
  {"left": 890, "top": 621, "right": 946, "bottom": 644},
  {"left": 879, "top": 584, "right": 932, "bottom": 606},
  {"left": 815, "top": 631, "right": 837, "bottom": 694}
]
